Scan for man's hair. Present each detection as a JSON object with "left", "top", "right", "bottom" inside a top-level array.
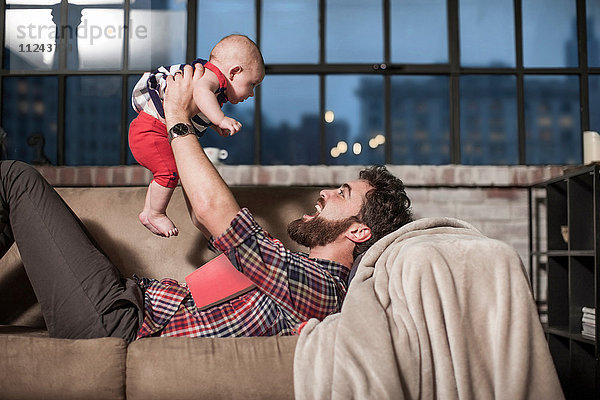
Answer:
[{"left": 354, "top": 166, "right": 413, "bottom": 257}]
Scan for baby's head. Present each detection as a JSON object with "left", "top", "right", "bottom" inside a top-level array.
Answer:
[{"left": 210, "top": 34, "right": 265, "bottom": 104}]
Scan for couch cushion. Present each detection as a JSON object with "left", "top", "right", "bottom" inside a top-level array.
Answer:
[
  {"left": 54, "top": 186, "right": 320, "bottom": 283},
  {"left": 0, "top": 332, "right": 127, "bottom": 400},
  {"left": 126, "top": 336, "right": 298, "bottom": 400}
]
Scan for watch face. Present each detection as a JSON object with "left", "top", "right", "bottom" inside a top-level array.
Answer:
[{"left": 173, "top": 123, "right": 189, "bottom": 136}]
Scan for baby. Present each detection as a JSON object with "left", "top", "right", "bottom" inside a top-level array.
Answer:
[{"left": 129, "top": 34, "right": 265, "bottom": 237}]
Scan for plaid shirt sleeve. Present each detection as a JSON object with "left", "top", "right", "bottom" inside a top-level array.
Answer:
[{"left": 210, "top": 208, "right": 349, "bottom": 321}]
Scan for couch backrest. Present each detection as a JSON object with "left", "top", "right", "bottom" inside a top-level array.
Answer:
[{"left": 0, "top": 185, "right": 321, "bottom": 328}]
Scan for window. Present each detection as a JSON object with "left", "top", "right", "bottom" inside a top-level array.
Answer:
[
  {"left": 326, "top": 0, "right": 383, "bottom": 63},
  {"left": 199, "top": 100, "right": 255, "bottom": 165},
  {"left": 460, "top": 0, "right": 515, "bottom": 67},
  {"left": 525, "top": 75, "right": 580, "bottom": 164},
  {"left": 68, "top": 5, "right": 125, "bottom": 70},
  {"left": 0, "top": 0, "right": 596, "bottom": 166},
  {"left": 588, "top": 0, "right": 600, "bottom": 67},
  {"left": 126, "top": 74, "right": 139, "bottom": 165},
  {"left": 65, "top": 76, "right": 121, "bottom": 165},
  {"left": 326, "top": 75, "right": 385, "bottom": 165},
  {"left": 589, "top": 75, "right": 600, "bottom": 132},
  {"left": 391, "top": 76, "right": 450, "bottom": 164},
  {"left": 261, "top": 0, "right": 318, "bottom": 64},
  {"left": 460, "top": 75, "right": 518, "bottom": 164},
  {"left": 196, "top": 0, "right": 255, "bottom": 58},
  {"left": 130, "top": 0, "right": 187, "bottom": 70},
  {"left": 522, "top": 0, "right": 577, "bottom": 68},
  {"left": 1, "top": 76, "right": 58, "bottom": 163},
  {"left": 261, "top": 75, "right": 319, "bottom": 164},
  {"left": 4, "top": 2, "right": 60, "bottom": 71},
  {"left": 391, "top": 0, "right": 447, "bottom": 64}
]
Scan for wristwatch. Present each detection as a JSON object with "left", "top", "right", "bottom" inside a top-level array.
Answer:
[{"left": 168, "top": 123, "right": 194, "bottom": 144}]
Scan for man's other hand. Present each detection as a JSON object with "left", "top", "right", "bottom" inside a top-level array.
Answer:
[{"left": 164, "top": 64, "right": 204, "bottom": 130}]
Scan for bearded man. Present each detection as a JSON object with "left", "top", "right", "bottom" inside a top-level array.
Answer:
[{"left": 0, "top": 64, "right": 411, "bottom": 342}]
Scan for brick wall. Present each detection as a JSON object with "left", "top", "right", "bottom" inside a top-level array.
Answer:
[
  {"left": 409, "top": 186, "right": 530, "bottom": 265},
  {"left": 34, "top": 164, "right": 565, "bottom": 188},
  {"left": 34, "top": 164, "right": 565, "bottom": 278},
  {"left": 34, "top": 165, "right": 154, "bottom": 187}
]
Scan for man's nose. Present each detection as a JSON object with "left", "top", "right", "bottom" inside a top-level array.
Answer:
[{"left": 319, "top": 189, "right": 330, "bottom": 199}]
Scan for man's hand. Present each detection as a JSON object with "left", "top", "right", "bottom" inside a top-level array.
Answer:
[
  {"left": 164, "top": 64, "right": 204, "bottom": 131},
  {"left": 216, "top": 116, "right": 242, "bottom": 137}
]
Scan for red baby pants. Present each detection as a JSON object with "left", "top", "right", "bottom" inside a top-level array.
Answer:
[{"left": 129, "top": 111, "right": 179, "bottom": 188}]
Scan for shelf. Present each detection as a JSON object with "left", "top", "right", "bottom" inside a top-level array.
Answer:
[
  {"left": 546, "top": 250, "right": 596, "bottom": 257},
  {"left": 545, "top": 327, "right": 597, "bottom": 345},
  {"left": 532, "top": 164, "right": 598, "bottom": 186},
  {"left": 567, "top": 250, "right": 595, "bottom": 257},
  {"left": 571, "top": 333, "right": 596, "bottom": 345},
  {"left": 546, "top": 326, "right": 571, "bottom": 338},
  {"left": 530, "top": 164, "right": 599, "bottom": 399}
]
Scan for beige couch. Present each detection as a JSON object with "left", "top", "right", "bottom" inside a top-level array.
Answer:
[{"left": 0, "top": 185, "right": 323, "bottom": 400}]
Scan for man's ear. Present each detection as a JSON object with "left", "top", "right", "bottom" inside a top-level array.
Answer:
[
  {"left": 344, "top": 222, "right": 372, "bottom": 244},
  {"left": 229, "top": 65, "right": 243, "bottom": 80}
]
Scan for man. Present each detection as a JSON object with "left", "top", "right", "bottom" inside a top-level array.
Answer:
[{"left": 0, "top": 64, "right": 412, "bottom": 342}]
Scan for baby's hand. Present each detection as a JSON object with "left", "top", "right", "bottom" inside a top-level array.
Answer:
[{"left": 216, "top": 116, "right": 242, "bottom": 137}]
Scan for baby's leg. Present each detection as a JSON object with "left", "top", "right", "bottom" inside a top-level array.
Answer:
[
  {"left": 129, "top": 112, "right": 179, "bottom": 237},
  {"left": 138, "top": 180, "right": 178, "bottom": 237}
]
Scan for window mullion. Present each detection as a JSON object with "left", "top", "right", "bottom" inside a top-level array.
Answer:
[
  {"left": 254, "top": 0, "right": 261, "bottom": 164},
  {"left": 577, "top": 0, "right": 589, "bottom": 134},
  {"left": 383, "top": 0, "right": 391, "bottom": 164},
  {"left": 187, "top": 0, "right": 197, "bottom": 63},
  {"left": 0, "top": 1, "right": 5, "bottom": 73},
  {"left": 319, "top": 0, "right": 326, "bottom": 164},
  {"left": 121, "top": 0, "right": 131, "bottom": 165},
  {"left": 447, "top": 0, "right": 460, "bottom": 164},
  {"left": 514, "top": 0, "right": 526, "bottom": 164}
]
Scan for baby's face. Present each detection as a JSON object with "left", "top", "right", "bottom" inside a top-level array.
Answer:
[{"left": 227, "top": 64, "right": 264, "bottom": 104}]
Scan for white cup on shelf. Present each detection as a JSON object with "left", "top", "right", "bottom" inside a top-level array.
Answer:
[{"left": 204, "top": 147, "right": 228, "bottom": 165}]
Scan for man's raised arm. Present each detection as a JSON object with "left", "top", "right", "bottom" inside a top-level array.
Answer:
[{"left": 163, "top": 64, "right": 241, "bottom": 239}]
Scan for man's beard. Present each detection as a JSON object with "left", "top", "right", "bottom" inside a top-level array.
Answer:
[{"left": 287, "top": 215, "right": 356, "bottom": 248}]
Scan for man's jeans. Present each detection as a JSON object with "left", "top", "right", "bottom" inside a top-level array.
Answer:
[{"left": 0, "top": 161, "right": 143, "bottom": 342}]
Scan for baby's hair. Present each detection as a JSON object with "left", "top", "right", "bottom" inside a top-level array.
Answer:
[{"left": 210, "top": 34, "right": 264, "bottom": 70}]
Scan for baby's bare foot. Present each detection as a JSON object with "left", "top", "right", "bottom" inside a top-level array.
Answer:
[{"left": 139, "top": 211, "right": 178, "bottom": 237}]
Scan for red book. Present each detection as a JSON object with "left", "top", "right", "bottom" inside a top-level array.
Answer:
[{"left": 185, "top": 253, "right": 256, "bottom": 311}]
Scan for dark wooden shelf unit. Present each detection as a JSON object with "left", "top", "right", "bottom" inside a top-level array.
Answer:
[{"left": 530, "top": 164, "right": 599, "bottom": 399}]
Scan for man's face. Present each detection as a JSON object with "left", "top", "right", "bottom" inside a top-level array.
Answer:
[{"left": 287, "top": 179, "right": 373, "bottom": 248}]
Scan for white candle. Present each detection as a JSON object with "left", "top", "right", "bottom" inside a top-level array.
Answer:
[{"left": 583, "top": 131, "right": 600, "bottom": 164}]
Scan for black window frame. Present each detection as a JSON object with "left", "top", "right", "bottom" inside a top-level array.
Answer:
[{"left": 0, "top": 0, "right": 597, "bottom": 165}]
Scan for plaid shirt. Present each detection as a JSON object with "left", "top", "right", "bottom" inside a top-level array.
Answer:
[
  {"left": 135, "top": 208, "right": 349, "bottom": 338},
  {"left": 130, "top": 58, "right": 228, "bottom": 136}
]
